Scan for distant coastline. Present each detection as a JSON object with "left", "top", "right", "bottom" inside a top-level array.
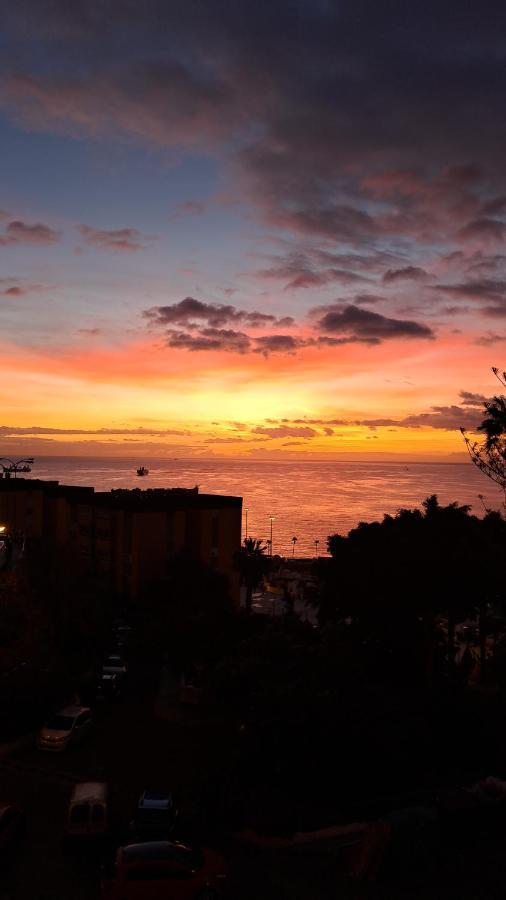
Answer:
[{"left": 21, "top": 454, "right": 471, "bottom": 465}]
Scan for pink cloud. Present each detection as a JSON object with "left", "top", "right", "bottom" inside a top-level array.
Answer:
[{"left": 77, "top": 224, "right": 152, "bottom": 252}]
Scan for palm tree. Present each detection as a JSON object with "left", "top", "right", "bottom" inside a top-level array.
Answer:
[
  {"left": 235, "top": 537, "right": 270, "bottom": 614},
  {"left": 291, "top": 536, "right": 298, "bottom": 557}
]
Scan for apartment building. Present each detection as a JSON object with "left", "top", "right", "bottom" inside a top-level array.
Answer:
[{"left": 0, "top": 478, "right": 242, "bottom": 603}]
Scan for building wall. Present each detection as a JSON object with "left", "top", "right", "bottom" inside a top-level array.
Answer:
[
  {"left": 0, "top": 482, "right": 51, "bottom": 538},
  {"left": 0, "top": 479, "right": 241, "bottom": 604},
  {"left": 196, "top": 505, "right": 242, "bottom": 602}
]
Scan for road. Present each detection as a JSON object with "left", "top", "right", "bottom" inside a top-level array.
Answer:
[
  {"left": 0, "top": 663, "right": 229, "bottom": 899},
  {"left": 0, "top": 663, "right": 348, "bottom": 899},
  {"left": 4, "top": 662, "right": 506, "bottom": 899}
]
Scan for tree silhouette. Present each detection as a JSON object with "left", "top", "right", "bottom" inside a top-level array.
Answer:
[
  {"left": 291, "top": 536, "right": 298, "bottom": 556},
  {"left": 235, "top": 537, "right": 270, "bottom": 614},
  {"left": 318, "top": 496, "right": 506, "bottom": 684},
  {"left": 462, "top": 367, "right": 506, "bottom": 503}
]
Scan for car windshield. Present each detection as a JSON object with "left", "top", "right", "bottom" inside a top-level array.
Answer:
[{"left": 46, "top": 715, "right": 74, "bottom": 730}]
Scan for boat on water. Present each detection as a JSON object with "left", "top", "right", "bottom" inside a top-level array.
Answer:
[{"left": 136, "top": 466, "right": 149, "bottom": 477}]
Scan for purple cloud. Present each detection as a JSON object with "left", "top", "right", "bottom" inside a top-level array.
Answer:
[
  {"left": 254, "top": 334, "right": 306, "bottom": 355},
  {"left": 382, "top": 266, "right": 430, "bottom": 284},
  {"left": 435, "top": 279, "right": 506, "bottom": 317},
  {"left": 0, "top": 219, "right": 60, "bottom": 246},
  {"left": 165, "top": 327, "right": 251, "bottom": 353},
  {"left": 0, "top": 278, "right": 47, "bottom": 296},
  {"left": 458, "top": 219, "right": 506, "bottom": 242},
  {"left": 475, "top": 331, "right": 506, "bottom": 345},
  {"left": 145, "top": 297, "right": 292, "bottom": 329},
  {"left": 313, "top": 304, "right": 435, "bottom": 343}
]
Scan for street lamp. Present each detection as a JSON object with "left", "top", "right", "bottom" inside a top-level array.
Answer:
[
  {"left": 245, "top": 507, "right": 249, "bottom": 540},
  {"left": 314, "top": 539, "right": 320, "bottom": 558},
  {"left": 269, "top": 517, "right": 274, "bottom": 556}
]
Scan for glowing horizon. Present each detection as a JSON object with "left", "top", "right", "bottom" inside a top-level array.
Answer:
[{"left": 0, "top": 3, "right": 504, "bottom": 461}]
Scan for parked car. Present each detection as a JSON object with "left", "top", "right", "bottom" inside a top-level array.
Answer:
[
  {"left": 0, "top": 804, "right": 25, "bottom": 854},
  {"left": 96, "top": 672, "right": 122, "bottom": 701},
  {"left": 131, "top": 791, "right": 179, "bottom": 840},
  {"left": 102, "top": 656, "right": 128, "bottom": 677},
  {"left": 65, "top": 782, "right": 109, "bottom": 842},
  {"left": 101, "top": 840, "right": 227, "bottom": 899},
  {"left": 38, "top": 706, "right": 92, "bottom": 751}
]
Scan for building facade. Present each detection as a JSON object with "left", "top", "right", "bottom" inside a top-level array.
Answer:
[{"left": 0, "top": 478, "right": 242, "bottom": 603}]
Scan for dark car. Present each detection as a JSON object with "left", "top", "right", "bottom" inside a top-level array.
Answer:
[
  {"left": 131, "top": 791, "right": 179, "bottom": 840},
  {"left": 0, "top": 805, "right": 25, "bottom": 855},
  {"left": 102, "top": 655, "right": 128, "bottom": 677},
  {"left": 96, "top": 672, "right": 122, "bottom": 701}
]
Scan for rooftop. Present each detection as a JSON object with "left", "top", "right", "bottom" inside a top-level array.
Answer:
[{"left": 0, "top": 477, "right": 241, "bottom": 509}]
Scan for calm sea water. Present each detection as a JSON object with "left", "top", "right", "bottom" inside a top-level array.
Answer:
[{"left": 19, "top": 456, "right": 504, "bottom": 558}]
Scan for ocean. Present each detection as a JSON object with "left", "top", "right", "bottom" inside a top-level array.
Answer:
[{"left": 18, "top": 456, "right": 504, "bottom": 558}]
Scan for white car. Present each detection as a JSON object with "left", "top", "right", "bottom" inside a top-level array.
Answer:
[
  {"left": 38, "top": 706, "right": 92, "bottom": 751},
  {"left": 66, "top": 782, "right": 109, "bottom": 839}
]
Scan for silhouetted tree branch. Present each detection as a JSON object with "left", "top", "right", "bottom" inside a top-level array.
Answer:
[{"left": 461, "top": 367, "right": 506, "bottom": 502}]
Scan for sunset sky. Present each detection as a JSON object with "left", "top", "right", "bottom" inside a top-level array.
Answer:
[{"left": 0, "top": 1, "right": 504, "bottom": 460}]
